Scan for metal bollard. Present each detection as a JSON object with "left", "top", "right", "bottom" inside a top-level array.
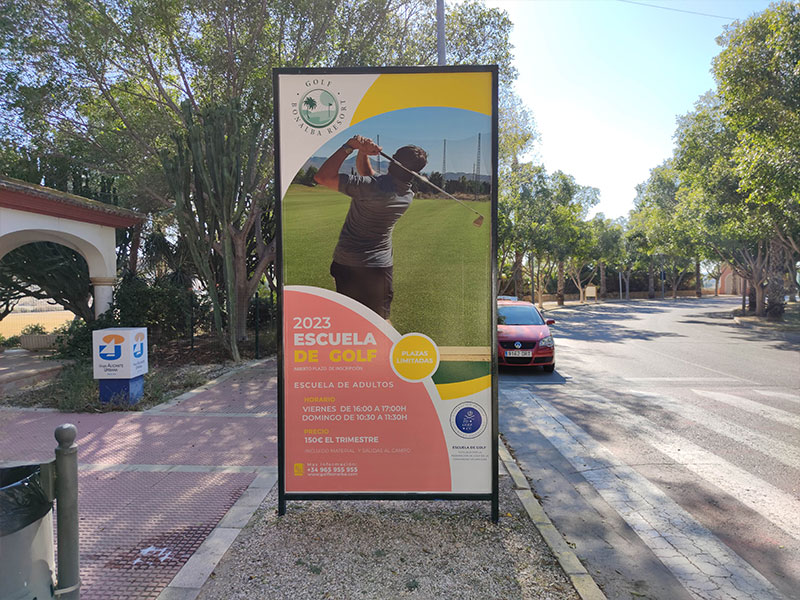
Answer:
[{"left": 54, "top": 424, "right": 80, "bottom": 600}]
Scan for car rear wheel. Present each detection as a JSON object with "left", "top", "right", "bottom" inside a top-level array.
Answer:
[{"left": 543, "top": 363, "right": 555, "bottom": 373}]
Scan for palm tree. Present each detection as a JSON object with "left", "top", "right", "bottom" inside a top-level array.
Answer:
[{"left": 303, "top": 96, "right": 317, "bottom": 111}]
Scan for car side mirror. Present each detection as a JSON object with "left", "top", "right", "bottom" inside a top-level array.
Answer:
[{"left": 546, "top": 319, "right": 556, "bottom": 326}]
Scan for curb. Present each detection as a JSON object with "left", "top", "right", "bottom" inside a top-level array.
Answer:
[
  {"left": 732, "top": 314, "right": 800, "bottom": 334},
  {"left": 156, "top": 468, "right": 278, "bottom": 600},
  {"left": 498, "top": 439, "right": 607, "bottom": 600},
  {"left": 153, "top": 356, "right": 279, "bottom": 600}
]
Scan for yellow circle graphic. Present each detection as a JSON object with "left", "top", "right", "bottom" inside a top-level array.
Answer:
[{"left": 390, "top": 333, "right": 440, "bottom": 382}]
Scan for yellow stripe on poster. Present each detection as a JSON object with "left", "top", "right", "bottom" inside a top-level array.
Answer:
[
  {"left": 436, "top": 375, "right": 492, "bottom": 401},
  {"left": 438, "top": 346, "right": 492, "bottom": 362},
  {"left": 351, "top": 72, "right": 492, "bottom": 126}
]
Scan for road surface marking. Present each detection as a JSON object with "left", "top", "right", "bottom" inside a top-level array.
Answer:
[
  {"left": 692, "top": 390, "right": 800, "bottom": 429},
  {"left": 505, "top": 386, "right": 786, "bottom": 600},
  {"left": 632, "top": 345, "right": 756, "bottom": 384},
  {"left": 625, "top": 377, "right": 733, "bottom": 382},
  {"left": 581, "top": 391, "right": 800, "bottom": 541},
  {"left": 629, "top": 390, "right": 800, "bottom": 471},
  {"left": 754, "top": 390, "right": 800, "bottom": 404}
]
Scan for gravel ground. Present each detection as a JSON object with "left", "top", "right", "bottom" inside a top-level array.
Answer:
[{"left": 197, "top": 469, "right": 580, "bottom": 600}]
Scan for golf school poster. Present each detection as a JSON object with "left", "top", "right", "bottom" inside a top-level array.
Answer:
[{"left": 274, "top": 67, "right": 498, "bottom": 514}]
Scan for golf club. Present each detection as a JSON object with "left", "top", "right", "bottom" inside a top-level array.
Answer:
[{"left": 379, "top": 151, "right": 485, "bottom": 227}]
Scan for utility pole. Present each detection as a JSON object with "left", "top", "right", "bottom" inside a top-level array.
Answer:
[
  {"left": 437, "top": 0, "right": 446, "bottom": 66},
  {"left": 475, "top": 132, "right": 481, "bottom": 202}
]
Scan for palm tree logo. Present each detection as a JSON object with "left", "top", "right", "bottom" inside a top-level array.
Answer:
[{"left": 299, "top": 89, "right": 338, "bottom": 128}]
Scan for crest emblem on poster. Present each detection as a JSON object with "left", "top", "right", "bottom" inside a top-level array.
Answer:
[{"left": 299, "top": 88, "right": 339, "bottom": 128}]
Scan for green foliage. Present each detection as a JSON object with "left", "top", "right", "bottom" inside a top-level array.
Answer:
[
  {"left": 54, "top": 362, "right": 99, "bottom": 412},
  {"left": 53, "top": 316, "right": 113, "bottom": 360},
  {"left": 53, "top": 277, "right": 193, "bottom": 358},
  {"left": 2, "top": 0, "right": 526, "bottom": 353},
  {"left": 0, "top": 242, "right": 94, "bottom": 322},
  {"left": 714, "top": 2, "right": 800, "bottom": 210},
  {"left": 161, "top": 100, "right": 267, "bottom": 361},
  {"left": 20, "top": 323, "right": 47, "bottom": 335},
  {"left": 302, "top": 166, "right": 318, "bottom": 186},
  {"left": 112, "top": 276, "right": 193, "bottom": 341},
  {"left": 14, "top": 359, "right": 219, "bottom": 412}
]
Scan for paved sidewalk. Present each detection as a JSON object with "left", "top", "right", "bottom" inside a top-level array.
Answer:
[{"left": 0, "top": 359, "right": 278, "bottom": 600}]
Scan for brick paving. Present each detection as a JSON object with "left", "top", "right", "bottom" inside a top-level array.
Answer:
[{"left": 0, "top": 358, "right": 278, "bottom": 600}]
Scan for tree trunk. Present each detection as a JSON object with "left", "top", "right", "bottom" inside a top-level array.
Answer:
[
  {"left": 742, "top": 281, "right": 747, "bottom": 311},
  {"left": 528, "top": 252, "right": 536, "bottom": 305},
  {"left": 754, "top": 284, "right": 766, "bottom": 317},
  {"left": 599, "top": 262, "right": 607, "bottom": 299},
  {"left": 513, "top": 251, "right": 523, "bottom": 299},
  {"left": 787, "top": 256, "right": 799, "bottom": 302},
  {"left": 695, "top": 259, "right": 702, "bottom": 298},
  {"left": 624, "top": 271, "right": 631, "bottom": 300},
  {"left": 648, "top": 260, "right": 655, "bottom": 299},
  {"left": 127, "top": 223, "right": 142, "bottom": 275},
  {"left": 557, "top": 261, "right": 565, "bottom": 306},
  {"left": 765, "top": 238, "right": 785, "bottom": 320}
]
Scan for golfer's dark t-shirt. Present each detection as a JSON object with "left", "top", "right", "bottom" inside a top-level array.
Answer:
[{"left": 334, "top": 173, "right": 413, "bottom": 268}]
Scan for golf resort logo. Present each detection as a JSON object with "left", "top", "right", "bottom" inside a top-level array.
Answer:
[
  {"left": 292, "top": 78, "right": 348, "bottom": 137},
  {"left": 300, "top": 89, "right": 338, "bottom": 128}
]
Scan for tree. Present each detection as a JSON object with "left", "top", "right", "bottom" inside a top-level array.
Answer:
[
  {"left": 634, "top": 161, "right": 696, "bottom": 299},
  {"left": 712, "top": 3, "right": 800, "bottom": 317},
  {"left": 673, "top": 93, "right": 774, "bottom": 315},
  {"left": 619, "top": 219, "right": 648, "bottom": 301},
  {"left": 594, "top": 215, "right": 623, "bottom": 299},
  {"left": 564, "top": 218, "right": 600, "bottom": 303},
  {"left": 713, "top": 2, "right": 800, "bottom": 257},
  {"left": 545, "top": 171, "right": 598, "bottom": 304},
  {"left": 2, "top": 0, "right": 521, "bottom": 360}
]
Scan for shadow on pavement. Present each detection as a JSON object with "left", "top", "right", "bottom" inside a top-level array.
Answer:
[{"left": 499, "top": 366, "right": 568, "bottom": 385}]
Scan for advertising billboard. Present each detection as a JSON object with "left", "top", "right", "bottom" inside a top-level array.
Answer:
[{"left": 275, "top": 67, "right": 497, "bottom": 516}]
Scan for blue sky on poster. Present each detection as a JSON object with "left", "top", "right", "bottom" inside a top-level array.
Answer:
[
  {"left": 316, "top": 106, "right": 492, "bottom": 176},
  {"left": 478, "top": 0, "right": 773, "bottom": 219}
]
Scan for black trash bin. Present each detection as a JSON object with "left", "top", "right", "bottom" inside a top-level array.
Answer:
[{"left": 0, "top": 464, "right": 56, "bottom": 600}]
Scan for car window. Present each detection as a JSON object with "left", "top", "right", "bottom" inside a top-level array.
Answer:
[{"left": 497, "top": 305, "right": 545, "bottom": 326}]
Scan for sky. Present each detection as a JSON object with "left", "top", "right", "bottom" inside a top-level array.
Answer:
[
  {"left": 316, "top": 107, "right": 492, "bottom": 175},
  {"left": 480, "top": 0, "right": 774, "bottom": 219}
]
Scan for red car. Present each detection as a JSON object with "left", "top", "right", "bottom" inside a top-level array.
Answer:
[{"left": 497, "top": 298, "right": 556, "bottom": 371}]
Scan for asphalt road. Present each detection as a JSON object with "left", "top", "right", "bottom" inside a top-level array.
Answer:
[{"left": 500, "top": 297, "right": 800, "bottom": 600}]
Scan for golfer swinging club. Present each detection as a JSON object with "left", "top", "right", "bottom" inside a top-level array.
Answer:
[{"left": 314, "top": 135, "right": 428, "bottom": 319}]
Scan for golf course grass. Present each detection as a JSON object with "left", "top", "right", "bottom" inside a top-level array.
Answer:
[{"left": 282, "top": 184, "right": 492, "bottom": 347}]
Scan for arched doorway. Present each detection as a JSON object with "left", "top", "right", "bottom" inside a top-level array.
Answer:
[{"left": 0, "top": 177, "right": 143, "bottom": 317}]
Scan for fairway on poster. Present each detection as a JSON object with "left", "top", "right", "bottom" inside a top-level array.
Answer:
[{"left": 275, "top": 67, "right": 498, "bottom": 513}]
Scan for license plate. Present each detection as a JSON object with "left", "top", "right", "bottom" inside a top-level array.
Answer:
[{"left": 505, "top": 350, "right": 532, "bottom": 358}]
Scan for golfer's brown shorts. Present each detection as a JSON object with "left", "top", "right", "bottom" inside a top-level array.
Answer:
[{"left": 330, "top": 261, "right": 394, "bottom": 319}]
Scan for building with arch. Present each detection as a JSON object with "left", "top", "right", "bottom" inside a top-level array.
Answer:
[{"left": 0, "top": 176, "right": 144, "bottom": 317}]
